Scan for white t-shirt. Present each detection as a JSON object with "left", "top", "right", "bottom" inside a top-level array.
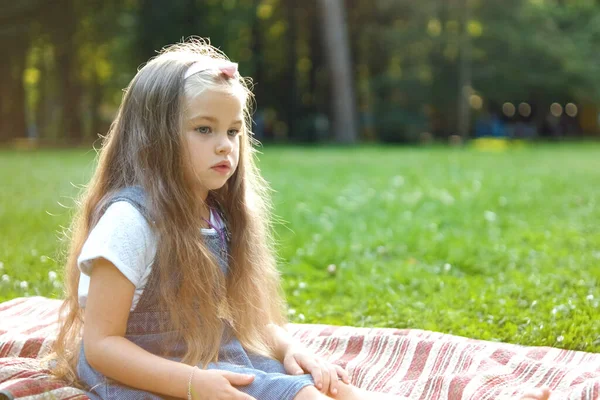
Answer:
[{"left": 77, "top": 201, "right": 223, "bottom": 311}]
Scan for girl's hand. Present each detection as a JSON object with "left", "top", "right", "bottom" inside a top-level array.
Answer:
[
  {"left": 283, "top": 345, "right": 350, "bottom": 396},
  {"left": 191, "top": 369, "right": 257, "bottom": 400}
]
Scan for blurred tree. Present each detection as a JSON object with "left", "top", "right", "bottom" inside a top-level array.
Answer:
[
  {"left": 136, "top": 0, "right": 196, "bottom": 61},
  {"left": 348, "top": 0, "right": 600, "bottom": 141},
  {"left": 50, "top": 0, "right": 83, "bottom": 143},
  {"left": 77, "top": 0, "right": 135, "bottom": 140},
  {"left": 472, "top": 0, "right": 600, "bottom": 110},
  {"left": 317, "top": 0, "right": 358, "bottom": 144},
  {"left": 457, "top": 0, "right": 472, "bottom": 138},
  {"left": 6, "top": 0, "right": 600, "bottom": 144},
  {"left": 350, "top": 0, "right": 448, "bottom": 142},
  {"left": 0, "top": 0, "right": 49, "bottom": 142}
]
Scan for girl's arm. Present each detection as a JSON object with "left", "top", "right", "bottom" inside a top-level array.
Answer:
[
  {"left": 84, "top": 258, "right": 255, "bottom": 399},
  {"left": 84, "top": 258, "right": 194, "bottom": 397},
  {"left": 266, "top": 323, "right": 300, "bottom": 362}
]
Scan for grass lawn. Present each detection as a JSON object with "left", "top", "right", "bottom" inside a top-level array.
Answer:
[{"left": 1, "top": 143, "right": 599, "bottom": 352}]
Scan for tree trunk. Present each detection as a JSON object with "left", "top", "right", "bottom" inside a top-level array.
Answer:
[
  {"left": 309, "top": 8, "right": 324, "bottom": 113},
  {"left": 36, "top": 52, "right": 49, "bottom": 140},
  {"left": 56, "top": 49, "right": 83, "bottom": 143},
  {"left": 89, "top": 67, "right": 102, "bottom": 139},
  {"left": 284, "top": 0, "right": 298, "bottom": 140},
  {"left": 317, "top": 0, "right": 358, "bottom": 144},
  {"left": 0, "top": 40, "right": 11, "bottom": 142},
  {"left": 54, "top": 0, "right": 83, "bottom": 143},
  {"left": 429, "top": 0, "right": 448, "bottom": 137},
  {"left": 457, "top": 0, "right": 472, "bottom": 138},
  {"left": 13, "top": 44, "right": 28, "bottom": 140},
  {"left": 250, "top": 0, "right": 265, "bottom": 109},
  {"left": 0, "top": 40, "right": 28, "bottom": 142}
]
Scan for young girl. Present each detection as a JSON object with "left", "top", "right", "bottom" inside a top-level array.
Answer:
[{"left": 49, "top": 39, "right": 550, "bottom": 400}]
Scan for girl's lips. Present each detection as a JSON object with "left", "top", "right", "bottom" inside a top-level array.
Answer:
[{"left": 211, "top": 165, "right": 231, "bottom": 174}]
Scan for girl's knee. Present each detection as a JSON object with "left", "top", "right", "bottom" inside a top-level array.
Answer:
[
  {"left": 295, "top": 382, "right": 364, "bottom": 400},
  {"left": 294, "top": 385, "right": 328, "bottom": 400}
]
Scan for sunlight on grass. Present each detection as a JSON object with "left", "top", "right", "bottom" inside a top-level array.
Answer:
[{"left": 1, "top": 144, "right": 599, "bottom": 351}]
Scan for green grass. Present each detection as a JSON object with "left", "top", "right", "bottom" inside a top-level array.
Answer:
[{"left": 1, "top": 144, "right": 600, "bottom": 352}]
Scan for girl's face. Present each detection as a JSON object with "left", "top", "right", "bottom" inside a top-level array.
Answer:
[{"left": 183, "top": 89, "right": 243, "bottom": 200}]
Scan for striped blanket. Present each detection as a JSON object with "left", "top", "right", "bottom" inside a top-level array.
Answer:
[{"left": 0, "top": 297, "right": 599, "bottom": 399}]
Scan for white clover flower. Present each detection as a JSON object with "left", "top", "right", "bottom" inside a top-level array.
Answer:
[
  {"left": 484, "top": 211, "right": 497, "bottom": 222},
  {"left": 1, "top": 274, "right": 9, "bottom": 283},
  {"left": 391, "top": 175, "right": 405, "bottom": 187},
  {"left": 40, "top": 256, "right": 48, "bottom": 263},
  {"left": 298, "top": 282, "right": 307, "bottom": 289},
  {"left": 48, "top": 271, "right": 57, "bottom": 281},
  {"left": 288, "top": 308, "right": 296, "bottom": 315},
  {"left": 20, "top": 281, "right": 29, "bottom": 290},
  {"left": 298, "top": 313, "right": 305, "bottom": 322},
  {"left": 439, "top": 190, "right": 455, "bottom": 205},
  {"left": 296, "top": 202, "right": 308, "bottom": 211}
]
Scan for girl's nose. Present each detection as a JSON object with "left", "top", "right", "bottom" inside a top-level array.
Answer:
[{"left": 216, "top": 135, "right": 233, "bottom": 154}]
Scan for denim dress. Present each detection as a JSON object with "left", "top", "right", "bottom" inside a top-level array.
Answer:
[{"left": 76, "top": 187, "right": 314, "bottom": 399}]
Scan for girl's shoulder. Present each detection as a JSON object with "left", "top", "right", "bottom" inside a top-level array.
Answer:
[
  {"left": 79, "top": 199, "right": 157, "bottom": 284},
  {"left": 88, "top": 186, "right": 157, "bottom": 254},
  {"left": 89, "top": 200, "right": 156, "bottom": 253},
  {"left": 98, "top": 186, "right": 153, "bottom": 225},
  {"left": 100, "top": 201, "right": 152, "bottom": 232}
]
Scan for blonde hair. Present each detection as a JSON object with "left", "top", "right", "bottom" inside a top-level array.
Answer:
[{"left": 49, "top": 38, "right": 286, "bottom": 385}]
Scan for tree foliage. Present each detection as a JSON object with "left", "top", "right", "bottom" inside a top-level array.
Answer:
[{"left": 2, "top": 0, "right": 600, "bottom": 143}]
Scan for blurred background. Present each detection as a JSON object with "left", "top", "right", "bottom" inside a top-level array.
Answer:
[
  {"left": 2, "top": 1, "right": 600, "bottom": 348},
  {"left": 3, "top": 0, "right": 600, "bottom": 147}
]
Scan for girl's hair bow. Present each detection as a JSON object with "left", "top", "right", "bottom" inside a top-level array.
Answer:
[{"left": 184, "top": 60, "right": 238, "bottom": 80}]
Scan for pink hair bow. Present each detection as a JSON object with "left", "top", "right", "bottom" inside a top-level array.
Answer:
[
  {"left": 218, "top": 62, "right": 238, "bottom": 78},
  {"left": 184, "top": 60, "right": 238, "bottom": 79}
]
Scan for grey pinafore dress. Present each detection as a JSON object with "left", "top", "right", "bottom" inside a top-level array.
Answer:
[{"left": 76, "top": 187, "right": 314, "bottom": 399}]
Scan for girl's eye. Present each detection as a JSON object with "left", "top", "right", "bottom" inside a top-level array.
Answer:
[
  {"left": 195, "top": 126, "right": 211, "bottom": 134},
  {"left": 228, "top": 129, "right": 241, "bottom": 137}
]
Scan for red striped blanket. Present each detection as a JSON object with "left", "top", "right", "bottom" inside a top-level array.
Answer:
[{"left": 0, "top": 296, "right": 598, "bottom": 399}]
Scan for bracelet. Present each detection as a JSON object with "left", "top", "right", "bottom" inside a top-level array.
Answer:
[{"left": 187, "top": 366, "right": 198, "bottom": 400}]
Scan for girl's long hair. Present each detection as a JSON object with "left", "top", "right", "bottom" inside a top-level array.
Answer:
[{"left": 49, "top": 38, "right": 286, "bottom": 385}]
